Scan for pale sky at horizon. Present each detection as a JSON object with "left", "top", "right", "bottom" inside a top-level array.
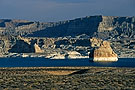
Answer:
[{"left": 0, "top": 0, "right": 134, "bottom": 22}]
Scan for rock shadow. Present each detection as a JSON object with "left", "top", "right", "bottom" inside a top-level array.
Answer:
[
  {"left": 8, "top": 40, "right": 35, "bottom": 53},
  {"left": 27, "top": 16, "right": 103, "bottom": 37},
  {"left": 68, "top": 69, "right": 89, "bottom": 75}
]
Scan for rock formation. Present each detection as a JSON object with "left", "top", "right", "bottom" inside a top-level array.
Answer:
[
  {"left": 8, "top": 40, "right": 35, "bottom": 53},
  {"left": 0, "top": 15, "right": 135, "bottom": 39},
  {"left": 0, "top": 15, "right": 135, "bottom": 58},
  {"left": 90, "top": 37, "right": 103, "bottom": 47},
  {"left": 34, "top": 43, "right": 44, "bottom": 53},
  {"left": 94, "top": 41, "right": 118, "bottom": 61},
  {"left": 90, "top": 39, "right": 118, "bottom": 61},
  {"left": 67, "top": 51, "right": 81, "bottom": 59}
]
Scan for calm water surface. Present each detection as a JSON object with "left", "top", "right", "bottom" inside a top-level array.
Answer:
[{"left": 0, "top": 58, "right": 135, "bottom": 67}]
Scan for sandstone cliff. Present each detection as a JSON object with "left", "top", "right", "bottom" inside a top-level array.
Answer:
[
  {"left": 25, "top": 16, "right": 135, "bottom": 40},
  {"left": 0, "top": 16, "right": 135, "bottom": 39},
  {"left": 0, "top": 15, "right": 135, "bottom": 58}
]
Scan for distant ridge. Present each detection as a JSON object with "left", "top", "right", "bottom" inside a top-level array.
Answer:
[{"left": 0, "top": 15, "right": 135, "bottom": 39}]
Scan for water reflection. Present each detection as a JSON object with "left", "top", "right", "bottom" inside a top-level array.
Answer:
[{"left": 95, "top": 62, "right": 114, "bottom": 65}]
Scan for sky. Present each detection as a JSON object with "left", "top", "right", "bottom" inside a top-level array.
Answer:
[{"left": 0, "top": 0, "right": 135, "bottom": 22}]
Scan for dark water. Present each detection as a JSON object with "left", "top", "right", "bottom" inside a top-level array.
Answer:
[{"left": 0, "top": 58, "right": 135, "bottom": 67}]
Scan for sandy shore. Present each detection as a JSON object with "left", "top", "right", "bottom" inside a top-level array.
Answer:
[{"left": 0, "top": 67, "right": 135, "bottom": 89}]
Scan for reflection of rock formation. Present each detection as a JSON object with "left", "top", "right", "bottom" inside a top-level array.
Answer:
[{"left": 90, "top": 38, "right": 118, "bottom": 61}]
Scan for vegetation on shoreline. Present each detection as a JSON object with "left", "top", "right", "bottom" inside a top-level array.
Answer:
[{"left": 0, "top": 67, "right": 135, "bottom": 89}]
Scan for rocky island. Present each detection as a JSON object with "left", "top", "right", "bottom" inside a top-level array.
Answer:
[
  {"left": 93, "top": 41, "right": 118, "bottom": 61},
  {"left": 90, "top": 38, "right": 118, "bottom": 61},
  {"left": 0, "top": 15, "right": 135, "bottom": 60}
]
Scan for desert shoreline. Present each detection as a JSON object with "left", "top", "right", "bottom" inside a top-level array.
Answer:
[
  {"left": 0, "top": 66, "right": 135, "bottom": 89},
  {"left": 0, "top": 66, "right": 134, "bottom": 69}
]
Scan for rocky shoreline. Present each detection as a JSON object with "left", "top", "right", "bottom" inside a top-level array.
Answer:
[{"left": 0, "top": 36, "right": 119, "bottom": 61}]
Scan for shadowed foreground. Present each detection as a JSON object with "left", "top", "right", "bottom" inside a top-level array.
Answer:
[{"left": 0, "top": 67, "right": 135, "bottom": 90}]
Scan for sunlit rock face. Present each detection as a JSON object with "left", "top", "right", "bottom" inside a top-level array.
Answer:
[
  {"left": 90, "top": 37, "right": 103, "bottom": 48},
  {"left": 90, "top": 38, "right": 118, "bottom": 62},
  {"left": 34, "top": 43, "right": 44, "bottom": 53}
]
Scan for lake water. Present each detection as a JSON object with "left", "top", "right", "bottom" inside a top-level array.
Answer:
[{"left": 0, "top": 58, "right": 135, "bottom": 67}]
